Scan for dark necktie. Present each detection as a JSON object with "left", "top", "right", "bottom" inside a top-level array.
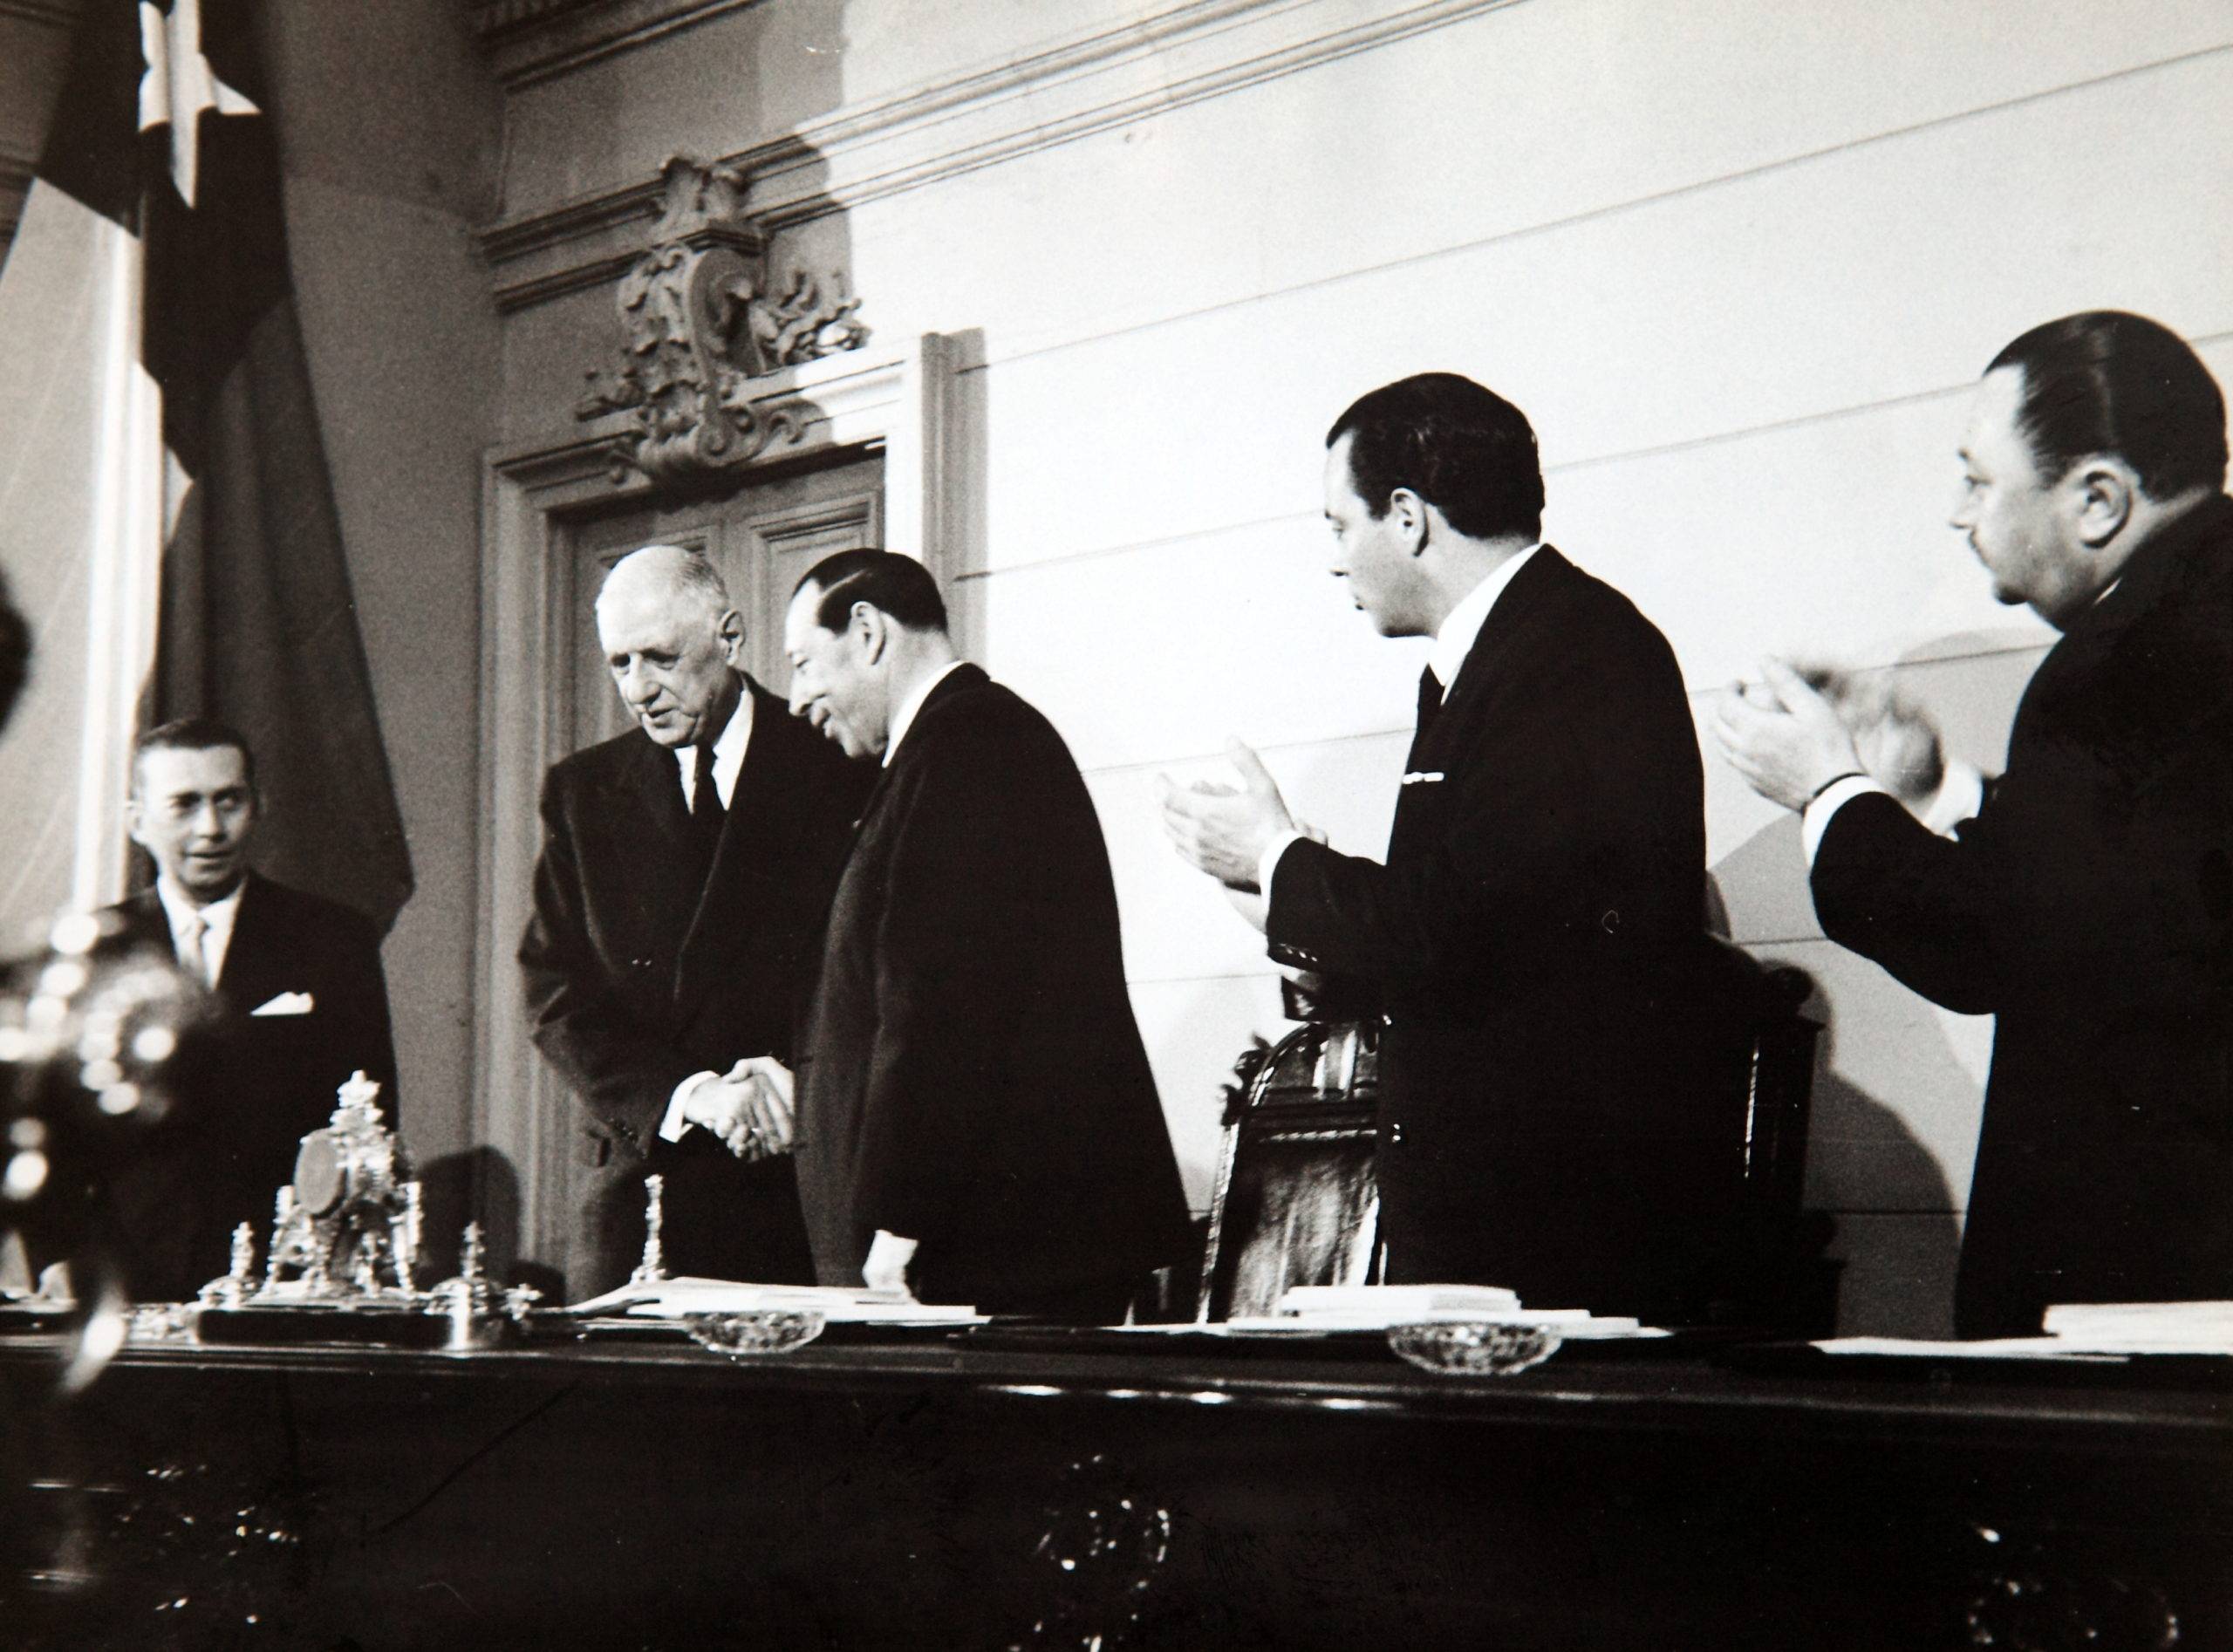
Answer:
[
  {"left": 1416, "top": 666, "right": 1444, "bottom": 739},
  {"left": 689, "top": 741, "right": 723, "bottom": 857}
]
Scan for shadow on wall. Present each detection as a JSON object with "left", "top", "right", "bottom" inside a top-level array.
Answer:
[{"left": 1711, "top": 806, "right": 1972, "bottom": 1341}]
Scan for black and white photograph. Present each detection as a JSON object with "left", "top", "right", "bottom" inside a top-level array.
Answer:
[{"left": 2, "top": 1, "right": 2229, "bottom": 1644}]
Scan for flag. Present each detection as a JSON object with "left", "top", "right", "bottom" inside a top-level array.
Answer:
[{"left": 0, "top": 0, "right": 413, "bottom": 937}]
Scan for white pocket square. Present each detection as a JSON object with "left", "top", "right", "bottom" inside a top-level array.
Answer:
[
  {"left": 250, "top": 992, "right": 315, "bottom": 1017},
  {"left": 1402, "top": 771, "right": 1445, "bottom": 786}
]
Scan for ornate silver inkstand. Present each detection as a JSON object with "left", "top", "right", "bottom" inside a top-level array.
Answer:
[{"left": 190, "top": 1071, "right": 537, "bottom": 1348}]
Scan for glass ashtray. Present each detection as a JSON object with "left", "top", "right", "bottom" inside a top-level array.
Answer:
[
  {"left": 682, "top": 1309, "right": 827, "bottom": 1358},
  {"left": 1387, "top": 1320, "right": 1563, "bottom": 1376}
]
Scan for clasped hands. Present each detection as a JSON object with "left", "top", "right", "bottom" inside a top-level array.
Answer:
[
  {"left": 1711, "top": 658, "right": 1944, "bottom": 815},
  {"left": 682, "top": 1055, "right": 796, "bottom": 1161}
]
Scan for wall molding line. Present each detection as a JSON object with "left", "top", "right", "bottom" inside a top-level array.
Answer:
[
  {"left": 475, "top": 0, "right": 1519, "bottom": 310},
  {"left": 471, "top": 0, "right": 768, "bottom": 90}
]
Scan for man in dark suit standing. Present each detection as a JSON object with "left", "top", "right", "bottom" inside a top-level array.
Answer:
[
  {"left": 521, "top": 544, "right": 868, "bottom": 1296},
  {"left": 776, "top": 550, "right": 1192, "bottom": 1319},
  {"left": 93, "top": 719, "right": 399, "bottom": 1302},
  {"left": 1161, "top": 373, "right": 1740, "bottom": 1321},
  {"left": 1716, "top": 312, "right": 2233, "bottom": 1337}
]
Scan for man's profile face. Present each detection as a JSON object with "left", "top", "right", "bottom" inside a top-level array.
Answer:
[
  {"left": 783, "top": 586, "right": 882, "bottom": 761},
  {"left": 128, "top": 743, "right": 257, "bottom": 903},
  {"left": 596, "top": 577, "right": 741, "bottom": 749},
  {"left": 1950, "top": 366, "right": 2076, "bottom": 623},
  {"left": 1323, "top": 432, "right": 1427, "bottom": 638}
]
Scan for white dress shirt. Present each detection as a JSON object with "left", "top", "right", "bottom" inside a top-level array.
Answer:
[
  {"left": 155, "top": 876, "right": 244, "bottom": 988},
  {"left": 1255, "top": 546, "right": 1544, "bottom": 900},
  {"left": 673, "top": 685, "right": 753, "bottom": 812}
]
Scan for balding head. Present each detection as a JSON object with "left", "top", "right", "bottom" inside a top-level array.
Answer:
[
  {"left": 595, "top": 544, "right": 746, "bottom": 748},
  {"left": 597, "top": 543, "right": 733, "bottom": 625}
]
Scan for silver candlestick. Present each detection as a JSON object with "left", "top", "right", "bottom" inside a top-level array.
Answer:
[{"left": 630, "top": 1172, "right": 667, "bottom": 1284}]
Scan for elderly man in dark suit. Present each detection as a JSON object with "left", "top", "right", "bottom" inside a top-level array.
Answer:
[
  {"left": 774, "top": 550, "right": 1192, "bottom": 1319},
  {"left": 1162, "top": 373, "right": 1743, "bottom": 1321},
  {"left": 85, "top": 719, "right": 400, "bottom": 1303},
  {"left": 1716, "top": 312, "right": 2233, "bottom": 1337},
  {"left": 521, "top": 544, "right": 869, "bottom": 1296}
]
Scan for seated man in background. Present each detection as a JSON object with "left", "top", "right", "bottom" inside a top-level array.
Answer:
[
  {"left": 1715, "top": 311, "right": 2233, "bottom": 1337},
  {"left": 81, "top": 719, "right": 399, "bottom": 1302},
  {"left": 778, "top": 550, "right": 1194, "bottom": 1320},
  {"left": 1162, "top": 372, "right": 1748, "bottom": 1321}
]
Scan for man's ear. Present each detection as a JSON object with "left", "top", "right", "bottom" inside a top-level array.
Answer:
[
  {"left": 850, "top": 601, "right": 887, "bottom": 664},
  {"left": 1387, "top": 487, "right": 1430, "bottom": 556},
  {"left": 2065, "top": 455, "right": 2137, "bottom": 550},
  {"left": 714, "top": 607, "right": 748, "bottom": 666},
  {"left": 123, "top": 795, "right": 148, "bottom": 850}
]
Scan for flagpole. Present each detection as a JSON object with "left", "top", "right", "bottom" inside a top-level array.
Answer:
[{"left": 71, "top": 186, "right": 163, "bottom": 913}]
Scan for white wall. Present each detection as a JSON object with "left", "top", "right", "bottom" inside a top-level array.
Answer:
[{"left": 486, "top": 0, "right": 2233, "bottom": 1332}]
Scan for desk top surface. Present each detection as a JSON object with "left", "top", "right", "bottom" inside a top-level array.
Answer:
[{"left": 7, "top": 1322, "right": 2232, "bottom": 1452}]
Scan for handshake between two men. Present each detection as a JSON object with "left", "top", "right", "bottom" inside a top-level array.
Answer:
[{"left": 676, "top": 1056, "right": 796, "bottom": 1164}]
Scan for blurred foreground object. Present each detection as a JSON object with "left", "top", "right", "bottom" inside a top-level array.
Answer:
[{"left": 2, "top": 908, "right": 206, "bottom": 1389}]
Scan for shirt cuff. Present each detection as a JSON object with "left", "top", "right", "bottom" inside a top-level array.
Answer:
[
  {"left": 1800, "top": 775, "right": 1887, "bottom": 867},
  {"left": 660, "top": 1070, "right": 718, "bottom": 1143},
  {"left": 1257, "top": 829, "right": 1308, "bottom": 905},
  {"left": 1922, "top": 760, "right": 1985, "bottom": 837}
]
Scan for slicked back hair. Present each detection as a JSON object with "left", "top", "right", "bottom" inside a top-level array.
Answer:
[
  {"left": 133, "top": 717, "right": 258, "bottom": 796},
  {"left": 794, "top": 550, "right": 949, "bottom": 635},
  {"left": 1327, "top": 372, "right": 1545, "bottom": 542},
  {"left": 1987, "top": 311, "right": 2228, "bottom": 501}
]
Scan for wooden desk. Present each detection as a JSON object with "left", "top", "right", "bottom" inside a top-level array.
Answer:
[{"left": 4, "top": 1329, "right": 2230, "bottom": 1649}]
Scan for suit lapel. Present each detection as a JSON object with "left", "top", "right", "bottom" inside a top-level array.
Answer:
[
  {"left": 1410, "top": 546, "right": 1570, "bottom": 769},
  {"left": 852, "top": 663, "right": 985, "bottom": 836},
  {"left": 214, "top": 874, "right": 281, "bottom": 1015},
  {"left": 677, "top": 679, "right": 781, "bottom": 991}
]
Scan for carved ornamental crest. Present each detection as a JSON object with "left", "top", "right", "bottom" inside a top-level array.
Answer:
[{"left": 577, "top": 157, "right": 869, "bottom": 487}]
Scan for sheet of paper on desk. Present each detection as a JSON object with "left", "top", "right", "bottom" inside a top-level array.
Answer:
[
  {"left": 1226, "top": 1309, "right": 1660, "bottom": 1338},
  {"left": 2041, "top": 1300, "right": 2233, "bottom": 1352},
  {"left": 1813, "top": 1337, "right": 2127, "bottom": 1360},
  {"left": 567, "top": 1277, "right": 985, "bottom": 1322},
  {"left": 1278, "top": 1284, "right": 1519, "bottom": 1317},
  {"left": 1242, "top": 1282, "right": 1659, "bottom": 1336}
]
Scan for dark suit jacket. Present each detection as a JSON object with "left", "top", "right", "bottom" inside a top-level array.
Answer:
[
  {"left": 88, "top": 872, "right": 399, "bottom": 1302},
  {"left": 795, "top": 665, "right": 1193, "bottom": 1313},
  {"left": 521, "top": 675, "right": 871, "bottom": 1296},
  {"left": 1814, "top": 495, "right": 2233, "bottom": 1337},
  {"left": 1267, "top": 548, "right": 1747, "bottom": 1319}
]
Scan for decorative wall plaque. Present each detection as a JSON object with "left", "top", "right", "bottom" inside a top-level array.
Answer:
[{"left": 576, "top": 156, "right": 870, "bottom": 488}]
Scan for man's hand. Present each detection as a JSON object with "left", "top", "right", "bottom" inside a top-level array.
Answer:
[
  {"left": 726, "top": 1055, "right": 796, "bottom": 1151},
  {"left": 1710, "top": 658, "right": 1867, "bottom": 812},
  {"left": 1157, "top": 739, "right": 1295, "bottom": 889},
  {"left": 683, "top": 1058, "right": 795, "bottom": 1161},
  {"left": 1804, "top": 666, "right": 1945, "bottom": 810},
  {"left": 862, "top": 1230, "right": 919, "bottom": 1299}
]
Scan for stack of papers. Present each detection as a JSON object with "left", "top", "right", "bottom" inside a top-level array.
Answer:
[
  {"left": 1213, "top": 1283, "right": 1655, "bottom": 1339},
  {"left": 2042, "top": 1300, "right": 2233, "bottom": 1354},
  {"left": 566, "top": 1277, "right": 984, "bottom": 1324},
  {"left": 1815, "top": 1302, "right": 2233, "bottom": 1359}
]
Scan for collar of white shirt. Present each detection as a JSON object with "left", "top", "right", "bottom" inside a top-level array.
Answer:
[
  {"left": 155, "top": 875, "right": 245, "bottom": 986},
  {"left": 674, "top": 679, "right": 755, "bottom": 811},
  {"left": 884, "top": 659, "right": 967, "bottom": 768},
  {"left": 1427, "top": 543, "right": 1543, "bottom": 698}
]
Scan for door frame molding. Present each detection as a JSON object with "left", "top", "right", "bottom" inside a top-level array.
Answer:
[{"left": 470, "top": 333, "right": 959, "bottom": 1283}]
